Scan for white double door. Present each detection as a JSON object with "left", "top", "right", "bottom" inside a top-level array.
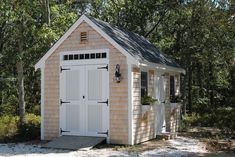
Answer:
[{"left": 60, "top": 64, "right": 108, "bottom": 137}]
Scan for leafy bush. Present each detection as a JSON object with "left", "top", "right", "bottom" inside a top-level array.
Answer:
[
  {"left": 141, "top": 95, "right": 157, "bottom": 105},
  {"left": 0, "top": 115, "right": 18, "bottom": 141},
  {"left": 214, "top": 107, "right": 235, "bottom": 133},
  {"left": 0, "top": 114, "right": 40, "bottom": 142},
  {"left": 180, "top": 113, "right": 201, "bottom": 131},
  {"left": 180, "top": 108, "right": 235, "bottom": 133},
  {"left": 18, "top": 114, "right": 41, "bottom": 141}
]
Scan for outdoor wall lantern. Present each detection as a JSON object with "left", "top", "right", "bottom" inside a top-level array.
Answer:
[{"left": 115, "top": 64, "right": 121, "bottom": 83}]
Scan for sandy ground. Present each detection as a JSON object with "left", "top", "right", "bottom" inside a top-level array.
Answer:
[{"left": 0, "top": 136, "right": 208, "bottom": 157}]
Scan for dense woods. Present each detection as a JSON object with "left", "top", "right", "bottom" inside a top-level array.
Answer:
[{"left": 0, "top": 0, "right": 234, "bottom": 134}]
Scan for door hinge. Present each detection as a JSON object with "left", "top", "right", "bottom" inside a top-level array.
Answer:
[
  {"left": 98, "top": 99, "right": 108, "bottom": 106},
  {"left": 60, "top": 99, "right": 70, "bottom": 105},
  {"left": 97, "top": 64, "right": 108, "bottom": 71},
  {"left": 60, "top": 66, "right": 71, "bottom": 73},
  {"left": 60, "top": 128, "right": 70, "bottom": 134},
  {"left": 97, "top": 130, "right": 108, "bottom": 135}
]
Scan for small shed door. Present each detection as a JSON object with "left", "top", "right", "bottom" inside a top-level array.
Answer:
[
  {"left": 60, "top": 64, "right": 108, "bottom": 137},
  {"left": 155, "top": 74, "right": 166, "bottom": 134}
]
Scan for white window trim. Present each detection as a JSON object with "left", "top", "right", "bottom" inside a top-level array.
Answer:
[
  {"left": 60, "top": 49, "right": 109, "bottom": 66},
  {"left": 140, "top": 67, "right": 149, "bottom": 98}
]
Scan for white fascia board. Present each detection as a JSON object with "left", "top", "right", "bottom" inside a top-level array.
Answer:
[
  {"left": 35, "top": 15, "right": 138, "bottom": 70},
  {"left": 140, "top": 61, "right": 186, "bottom": 74}
]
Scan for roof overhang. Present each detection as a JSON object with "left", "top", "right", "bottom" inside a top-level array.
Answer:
[
  {"left": 139, "top": 60, "right": 186, "bottom": 74},
  {"left": 35, "top": 14, "right": 138, "bottom": 70}
]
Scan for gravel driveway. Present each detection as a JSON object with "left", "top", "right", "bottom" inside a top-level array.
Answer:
[{"left": 0, "top": 136, "right": 207, "bottom": 157}]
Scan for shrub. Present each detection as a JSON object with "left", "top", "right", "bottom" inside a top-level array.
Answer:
[
  {"left": 0, "top": 115, "right": 18, "bottom": 141},
  {"left": 18, "top": 114, "right": 41, "bottom": 141},
  {"left": 215, "top": 107, "right": 235, "bottom": 133},
  {"left": 180, "top": 113, "right": 200, "bottom": 131},
  {"left": 0, "top": 114, "right": 40, "bottom": 142}
]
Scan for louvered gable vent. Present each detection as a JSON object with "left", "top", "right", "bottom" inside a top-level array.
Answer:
[{"left": 80, "top": 32, "right": 87, "bottom": 42}]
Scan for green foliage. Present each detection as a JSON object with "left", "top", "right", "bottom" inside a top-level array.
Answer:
[
  {"left": 0, "top": 114, "right": 40, "bottom": 142},
  {"left": 0, "top": 115, "right": 18, "bottom": 141},
  {"left": 215, "top": 107, "right": 235, "bottom": 133},
  {"left": 141, "top": 95, "right": 157, "bottom": 105},
  {"left": 180, "top": 113, "right": 201, "bottom": 131},
  {"left": 170, "top": 95, "right": 182, "bottom": 103},
  {"left": 181, "top": 108, "right": 235, "bottom": 133},
  {"left": 18, "top": 114, "right": 40, "bottom": 141}
]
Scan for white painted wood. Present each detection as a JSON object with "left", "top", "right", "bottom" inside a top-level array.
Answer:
[
  {"left": 154, "top": 71, "right": 166, "bottom": 135},
  {"left": 155, "top": 103, "right": 166, "bottom": 134},
  {"left": 85, "top": 65, "right": 108, "bottom": 137},
  {"left": 60, "top": 66, "right": 85, "bottom": 136},
  {"left": 140, "top": 61, "right": 185, "bottom": 74},
  {"left": 40, "top": 66, "right": 45, "bottom": 140},
  {"left": 60, "top": 49, "right": 109, "bottom": 66},
  {"left": 60, "top": 63, "right": 108, "bottom": 137},
  {"left": 65, "top": 71, "right": 81, "bottom": 100},
  {"left": 128, "top": 64, "right": 133, "bottom": 145}
]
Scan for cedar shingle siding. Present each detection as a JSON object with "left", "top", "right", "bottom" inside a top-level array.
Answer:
[{"left": 43, "top": 21, "right": 129, "bottom": 144}]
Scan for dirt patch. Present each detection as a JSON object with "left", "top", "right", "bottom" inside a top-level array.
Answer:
[
  {"left": 95, "top": 138, "right": 170, "bottom": 152},
  {"left": 179, "top": 127, "right": 235, "bottom": 154}
]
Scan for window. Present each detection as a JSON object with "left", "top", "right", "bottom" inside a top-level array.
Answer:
[
  {"left": 170, "top": 75, "right": 175, "bottom": 98},
  {"left": 141, "top": 71, "right": 148, "bottom": 97},
  {"left": 80, "top": 32, "right": 87, "bottom": 42},
  {"left": 62, "top": 52, "right": 107, "bottom": 61}
]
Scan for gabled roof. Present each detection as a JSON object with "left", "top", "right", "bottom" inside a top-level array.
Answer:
[
  {"left": 88, "top": 16, "right": 181, "bottom": 68},
  {"left": 35, "top": 15, "right": 184, "bottom": 73}
]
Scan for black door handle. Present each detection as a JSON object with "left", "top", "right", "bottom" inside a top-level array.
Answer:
[{"left": 83, "top": 96, "right": 85, "bottom": 99}]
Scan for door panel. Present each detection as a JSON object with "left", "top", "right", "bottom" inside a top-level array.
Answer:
[
  {"left": 85, "top": 65, "right": 108, "bottom": 137},
  {"left": 65, "top": 71, "right": 80, "bottom": 100},
  {"left": 155, "top": 74, "right": 166, "bottom": 135},
  {"left": 87, "top": 70, "right": 102, "bottom": 100},
  {"left": 66, "top": 105, "right": 80, "bottom": 131},
  {"left": 88, "top": 105, "right": 102, "bottom": 132},
  {"left": 60, "top": 66, "right": 84, "bottom": 135},
  {"left": 60, "top": 64, "right": 108, "bottom": 137}
]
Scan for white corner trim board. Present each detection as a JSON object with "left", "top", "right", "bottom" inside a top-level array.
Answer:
[
  {"left": 127, "top": 63, "right": 133, "bottom": 145},
  {"left": 35, "top": 15, "right": 138, "bottom": 70},
  {"left": 40, "top": 66, "right": 45, "bottom": 140}
]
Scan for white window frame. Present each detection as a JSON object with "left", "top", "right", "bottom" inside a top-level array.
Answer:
[{"left": 60, "top": 49, "right": 109, "bottom": 66}]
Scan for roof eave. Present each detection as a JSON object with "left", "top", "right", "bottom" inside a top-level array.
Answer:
[{"left": 140, "top": 61, "right": 185, "bottom": 74}]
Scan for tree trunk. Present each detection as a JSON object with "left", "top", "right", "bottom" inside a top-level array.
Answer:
[
  {"left": 188, "top": 64, "right": 193, "bottom": 114},
  {"left": 44, "top": 0, "right": 50, "bottom": 26},
  {"left": 17, "top": 39, "right": 25, "bottom": 125},
  {"left": 208, "top": 60, "right": 214, "bottom": 109}
]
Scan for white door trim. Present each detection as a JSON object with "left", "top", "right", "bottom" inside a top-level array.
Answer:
[{"left": 59, "top": 50, "right": 109, "bottom": 137}]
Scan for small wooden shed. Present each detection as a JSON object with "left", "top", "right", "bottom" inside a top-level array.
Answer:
[{"left": 35, "top": 15, "right": 185, "bottom": 145}]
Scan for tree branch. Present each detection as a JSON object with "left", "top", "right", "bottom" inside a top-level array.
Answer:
[{"left": 144, "top": 10, "right": 168, "bottom": 38}]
